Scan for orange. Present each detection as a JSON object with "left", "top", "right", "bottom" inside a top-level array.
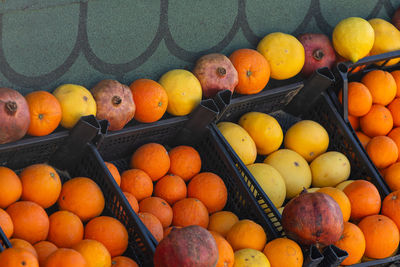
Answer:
[
  {"left": 382, "top": 190, "right": 400, "bottom": 231},
  {"left": 208, "top": 211, "right": 239, "bottom": 237},
  {"left": 84, "top": 216, "right": 128, "bottom": 257},
  {"left": 358, "top": 215, "right": 399, "bottom": 259},
  {"left": 343, "top": 180, "right": 381, "bottom": 221},
  {"left": 0, "top": 208, "right": 13, "bottom": 238},
  {"left": 388, "top": 127, "right": 400, "bottom": 161},
  {"left": 384, "top": 162, "right": 400, "bottom": 191},
  {"left": 58, "top": 177, "right": 105, "bottom": 222},
  {"left": 209, "top": 231, "right": 234, "bottom": 267},
  {"left": 317, "top": 187, "right": 351, "bottom": 222},
  {"left": 389, "top": 98, "right": 400, "bottom": 127},
  {"left": 33, "top": 241, "right": 58, "bottom": 266},
  {"left": 6, "top": 201, "right": 49, "bottom": 244},
  {"left": 168, "top": 146, "right": 202, "bottom": 182},
  {"left": 9, "top": 238, "right": 38, "bottom": 258},
  {"left": 366, "top": 136, "right": 398, "bottom": 169},
  {"left": 348, "top": 115, "right": 359, "bottom": 130},
  {"left": 226, "top": 219, "right": 267, "bottom": 251},
  {"left": 334, "top": 222, "right": 366, "bottom": 265},
  {"left": 129, "top": 79, "right": 168, "bottom": 123},
  {"left": 163, "top": 226, "right": 182, "bottom": 239},
  {"left": 154, "top": 174, "right": 187, "bottom": 205},
  {"left": 44, "top": 248, "right": 87, "bottom": 267},
  {"left": 73, "top": 239, "right": 112, "bottom": 267},
  {"left": 25, "top": 91, "right": 62, "bottom": 137},
  {"left": 263, "top": 237, "right": 303, "bottom": 267},
  {"left": 0, "top": 248, "right": 39, "bottom": 267},
  {"left": 105, "top": 162, "right": 121, "bottom": 186},
  {"left": 187, "top": 172, "right": 228, "bottom": 214},
  {"left": 20, "top": 164, "right": 61, "bottom": 209},
  {"left": 47, "top": 211, "right": 84, "bottom": 248},
  {"left": 338, "top": 82, "right": 372, "bottom": 116},
  {"left": 0, "top": 167, "right": 22, "bottom": 209},
  {"left": 138, "top": 212, "right": 164, "bottom": 243},
  {"left": 120, "top": 169, "right": 153, "bottom": 201},
  {"left": 112, "top": 256, "right": 139, "bottom": 267},
  {"left": 356, "top": 131, "right": 370, "bottom": 149},
  {"left": 123, "top": 192, "right": 139, "bottom": 213},
  {"left": 229, "top": 48, "right": 270, "bottom": 95},
  {"left": 172, "top": 198, "right": 209, "bottom": 228},
  {"left": 130, "top": 143, "right": 170, "bottom": 181},
  {"left": 138, "top": 197, "right": 173, "bottom": 228},
  {"left": 361, "top": 70, "right": 397, "bottom": 105},
  {"left": 391, "top": 70, "right": 400, "bottom": 97},
  {"left": 360, "top": 104, "right": 393, "bottom": 137}
]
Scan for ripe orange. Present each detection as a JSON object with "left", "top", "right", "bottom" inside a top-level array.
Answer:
[
  {"left": 334, "top": 222, "right": 366, "bottom": 265},
  {"left": 84, "top": 216, "right": 129, "bottom": 257},
  {"left": 105, "top": 162, "right": 121, "bottom": 186},
  {"left": 111, "top": 256, "right": 139, "bottom": 267},
  {"left": 0, "top": 208, "right": 13, "bottom": 238},
  {"left": 130, "top": 143, "right": 170, "bottom": 181},
  {"left": 361, "top": 70, "right": 397, "bottom": 105},
  {"left": 9, "top": 238, "right": 38, "bottom": 258},
  {"left": 226, "top": 219, "right": 267, "bottom": 251},
  {"left": 44, "top": 248, "right": 87, "bottom": 267},
  {"left": 168, "top": 146, "right": 202, "bottom": 181},
  {"left": 391, "top": 70, "right": 400, "bottom": 97},
  {"left": 209, "top": 231, "right": 234, "bottom": 267},
  {"left": 382, "top": 190, "right": 400, "bottom": 231},
  {"left": 172, "top": 198, "right": 209, "bottom": 228},
  {"left": 58, "top": 177, "right": 105, "bottom": 222},
  {"left": 25, "top": 91, "right": 62, "bottom": 136},
  {"left": 73, "top": 239, "right": 112, "bottom": 267},
  {"left": 388, "top": 127, "right": 400, "bottom": 161},
  {"left": 356, "top": 131, "right": 370, "bottom": 149},
  {"left": 139, "top": 197, "right": 173, "bottom": 228},
  {"left": 6, "top": 201, "right": 49, "bottom": 244},
  {"left": 123, "top": 192, "right": 139, "bottom": 213},
  {"left": 384, "top": 163, "right": 400, "bottom": 191},
  {"left": 263, "top": 238, "right": 303, "bottom": 267},
  {"left": 187, "top": 172, "right": 228, "bottom": 214},
  {"left": 129, "top": 79, "right": 168, "bottom": 123},
  {"left": 338, "top": 82, "right": 372, "bottom": 116},
  {"left": 0, "top": 167, "right": 22, "bottom": 209},
  {"left": 366, "top": 136, "right": 398, "bottom": 169},
  {"left": 20, "top": 164, "right": 61, "bottom": 209},
  {"left": 360, "top": 104, "right": 393, "bottom": 137},
  {"left": 138, "top": 212, "right": 164, "bottom": 243},
  {"left": 120, "top": 169, "right": 153, "bottom": 201},
  {"left": 389, "top": 98, "right": 400, "bottom": 127},
  {"left": 317, "top": 187, "right": 351, "bottom": 222},
  {"left": 0, "top": 248, "right": 39, "bottom": 267},
  {"left": 208, "top": 211, "right": 239, "bottom": 238},
  {"left": 33, "top": 241, "right": 58, "bottom": 267},
  {"left": 229, "top": 48, "right": 271, "bottom": 95},
  {"left": 47, "top": 211, "right": 84, "bottom": 248},
  {"left": 154, "top": 174, "right": 187, "bottom": 205},
  {"left": 348, "top": 115, "right": 359, "bottom": 130}
]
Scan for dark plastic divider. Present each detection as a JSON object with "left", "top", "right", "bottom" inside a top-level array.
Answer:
[{"left": 0, "top": 227, "right": 11, "bottom": 252}]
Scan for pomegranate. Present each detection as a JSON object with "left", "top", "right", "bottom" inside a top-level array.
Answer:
[
  {"left": 193, "top": 53, "right": 238, "bottom": 98},
  {"left": 298, "top": 33, "right": 336, "bottom": 77},
  {"left": 392, "top": 7, "right": 400, "bottom": 31},
  {"left": 0, "top": 88, "right": 30, "bottom": 144},
  {"left": 154, "top": 225, "right": 218, "bottom": 267},
  {"left": 282, "top": 191, "right": 344, "bottom": 247},
  {"left": 91, "top": 80, "right": 135, "bottom": 131}
]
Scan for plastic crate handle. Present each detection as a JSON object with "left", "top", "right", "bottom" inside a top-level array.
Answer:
[
  {"left": 213, "top": 89, "right": 232, "bottom": 121},
  {"left": 303, "top": 244, "right": 324, "bottom": 267},
  {"left": 318, "top": 244, "right": 348, "bottom": 267}
]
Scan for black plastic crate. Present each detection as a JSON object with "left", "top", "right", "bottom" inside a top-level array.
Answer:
[{"left": 0, "top": 118, "right": 156, "bottom": 266}]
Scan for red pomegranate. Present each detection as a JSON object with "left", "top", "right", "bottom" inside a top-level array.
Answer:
[
  {"left": 392, "top": 7, "right": 400, "bottom": 31},
  {"left": 193, "top": 53, "right": 238, "bottom": 98},
  {"left": 154, "top": 225, "right": 218, "bottom": 267},
  {"left": 298, "top": 33, "right": 336, "bottom": 77},
  {"left": 0, "top": 88, "right": 30, "bottom": 144},
  {"left": 282, "top": 191, "right": 344, "bottom": 247},
  {"left": 91, "top": 80, "right": 135, "bottom": 131}
]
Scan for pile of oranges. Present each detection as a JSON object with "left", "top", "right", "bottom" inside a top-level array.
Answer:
[
  {"left": 106, "top": 142, "right": 304, "bottom": 267},
  {"left": 0, "top": 164, "right": 138, "bottom": 267},
  {"left": 338, "top": 70, "right": 400, "bottom": 190}
]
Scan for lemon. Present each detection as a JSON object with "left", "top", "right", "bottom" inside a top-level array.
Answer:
[
  {"left": 332, "top": 17, "right": 374, "bottom": 63},
  {"left": 368, "top": 18, "right": 400, "bottom": 66},
  {"left": 234, "top": 248, "right": 270, "bottom": 267},
  {"left": 238, "top": 112, "right": 283, "bottom": 155},
  {"left": 257, "top": 32, "right": 304, "bottom": 80},
  {"left": 53, "top": 84, "right": 96, "bottom": 129},
  {"left": 158, "top": 69, "right": 202, "bottom": 116},
  {"left": 336, "top": 180, "right": 355, "bottom": 191},
  {"left": 217, "top": 122, "right": 257, "bottom": 165}
]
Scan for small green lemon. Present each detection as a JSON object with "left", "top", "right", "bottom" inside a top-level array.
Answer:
[
  {"left": 333, "top": 17, "right": 374, "bottom": 63},
  {"left": 257, "top": 32, "right": 305, "bottom": 80}
]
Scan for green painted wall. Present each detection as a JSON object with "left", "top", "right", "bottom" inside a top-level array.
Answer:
[{"left": 0, "top": 0, "right": 398, "bottom": 94}]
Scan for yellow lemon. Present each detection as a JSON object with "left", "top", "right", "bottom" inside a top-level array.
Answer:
[
  {"left": 336, "top": 180, "right": 355, "bottom": 191},
  {"left": 257, "top": 32, "right": 304, "bottom": 80},
  {"left": 368, "top": 18, "right": 400, "bottom": 66},
  {"left": 332, "top": 17, "right": 374, "bottom": 63},
  {"left": 159, "top": 69, "right": 202, "bottom": 116},
  {"left": 217, "top": 122, "right": 257, "bottom": 165},
  {"left": 53, "top": 84, "right": 96, "bottom": 129},
  {"left": 284, "top": 120, "right": 329, "bottom": 162},
  {"left": 238, "top": 112, "right": 283, "bottom": 155},
  {"left": 233, "top": 248, "right": 270, "bottom": 267}
]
